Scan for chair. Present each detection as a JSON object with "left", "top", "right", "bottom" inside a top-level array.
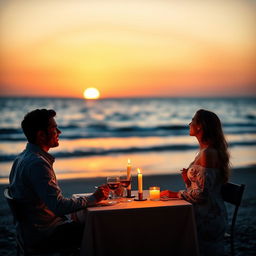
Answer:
[
  {"left": 221, "top": 182, "right": 245, "bottom": 256},
  {"left": 4, "top": 187, "right": 78, "bottom": 256}
]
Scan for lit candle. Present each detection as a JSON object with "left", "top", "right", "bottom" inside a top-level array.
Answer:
[
  {"left": 137, "top": 168, "right": 143, "bottom": 194},
  {"left": 127, "top": 159, "right": 132, "bottom": 190},
  {"left": 149, "top": 187, "right": 160, "bottom": 201}
]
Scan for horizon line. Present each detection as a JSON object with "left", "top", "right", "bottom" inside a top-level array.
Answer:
[{"left": 0, "top": 95, "right": 256, "bottom": 100}]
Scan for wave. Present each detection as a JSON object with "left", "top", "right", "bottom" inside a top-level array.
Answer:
[
  {"left": 1, "top": 141, "right": 255, "bottom": 162},
  {"left": 0, "top": 122, "right": 255, "bottom": 141},
  {"left": 1, "top": 130, "right": 256, "bottom": 142},
  {"left": 223, "top": 122, "right": 256, "bottom": 127},
  {"left": 1, "top": 122, "right": 255, "bottom": 132},
  {"left": 0, "top": 128, "right": 22, "bottom": 134}
]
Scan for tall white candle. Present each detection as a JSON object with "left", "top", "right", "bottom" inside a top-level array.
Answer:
[
  {"left": 127, "top": 159, "right": 132, "bottom": 190},
  {"left": 137, "top": 168, "right": 143, "bottom": 193}
]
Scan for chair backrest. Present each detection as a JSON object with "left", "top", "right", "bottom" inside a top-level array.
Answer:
[
  {"left": 221, "top": 182, "right": 245, "bottom": 206},
  {"left": 221, "top": 181, "right": 245, "bottom": 233},
  {"left": 4, "top": 187, "right": 23, "bottom": 224},
  {"left": 4, "top": 187, "right": 79, "bottom": 255}
]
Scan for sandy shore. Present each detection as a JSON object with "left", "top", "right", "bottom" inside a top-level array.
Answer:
[{"left": 1, "top": 166, "right": 255, "bottom": 255}]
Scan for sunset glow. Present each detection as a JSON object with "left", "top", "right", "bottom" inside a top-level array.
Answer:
[
  {"left": 83, "top": 88, "right": 100, "bottom": 99},
  {"left": 0, "top": 0, "right": 255, "bottom": 98}
]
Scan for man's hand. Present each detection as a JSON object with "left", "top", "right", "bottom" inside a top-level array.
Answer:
[{"left": 93, "top": 184, "right": 110, "bottom": 202}]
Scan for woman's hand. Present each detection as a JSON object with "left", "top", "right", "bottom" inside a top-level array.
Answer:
[
  {"left": 181, "top": 168, "right": 191, "bottom": 186},
  {"left": 93, "top": 184, "right": 110, "bottom": 202},
  {"left": 160, "top": 190, "right": 170, "bottom": 197},
  {"left": 160, "top": 190, "right": 178, "bottom": 198}
]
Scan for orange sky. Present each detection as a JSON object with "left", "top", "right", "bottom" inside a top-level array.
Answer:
[{"left": 0, "top": 0, "right": 255, "bottom": 98}]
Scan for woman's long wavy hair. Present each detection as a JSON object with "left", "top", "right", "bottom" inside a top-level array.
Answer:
[{"left": 195, "top": 109, "right": 230, "bottom": 183}]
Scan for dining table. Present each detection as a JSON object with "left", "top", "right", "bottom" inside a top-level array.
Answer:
[{"left": 73, "top": 190, "right": 199, "bottom": 256}]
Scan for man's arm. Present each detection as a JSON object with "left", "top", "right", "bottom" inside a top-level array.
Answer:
[{"left": 29, "top": 159, "right": 97, "bottom": 216}]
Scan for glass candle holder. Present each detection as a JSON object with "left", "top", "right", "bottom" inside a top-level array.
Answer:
[{"left": 149, "top": 186, "right": 160, "bottom": 201}]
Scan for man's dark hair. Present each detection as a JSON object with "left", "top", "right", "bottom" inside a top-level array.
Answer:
[{"left": 21, "top": 109, "right": 56, "bottom": 143}]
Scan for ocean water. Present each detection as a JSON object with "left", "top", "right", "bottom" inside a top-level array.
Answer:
[{"left": 0, "top": 97, "right": 255, "bottom": 183}]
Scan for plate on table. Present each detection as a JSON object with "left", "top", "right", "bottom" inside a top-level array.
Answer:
[
  {"left": 96, "top": 200, "right": 119, "bottom": 207},
  {"left": 72, "top": 193, "right": 92, "bottom": 198}
]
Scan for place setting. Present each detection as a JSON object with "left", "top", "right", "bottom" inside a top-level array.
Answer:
[
  {"left": 73, "top": 158, "right": 181, "bottom": 206},
  {"left": 99, "top": 166, "right": 134, "bottom": 205},
  {"left": 97, "top": 164, "right": 166, "bottom": 204}
]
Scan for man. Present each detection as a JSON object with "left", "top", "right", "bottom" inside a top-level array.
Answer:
[{"left": 9, "top": 109, "right": 109, "bottom": 252}]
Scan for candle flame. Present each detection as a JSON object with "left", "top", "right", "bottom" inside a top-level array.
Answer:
[
  {"left": 137, "top": 168, "right": 141, "bottom": 174},
  {"left": 128, "top": 159, "right": 131, "bottom": 164}
]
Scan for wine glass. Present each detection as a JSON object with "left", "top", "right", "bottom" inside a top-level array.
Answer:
[
  {"left": 107, "top": 176, "right": 120, "bottom": 201},
  {"left": 119, "top": 174, "right": 132, "bottom": 202}
]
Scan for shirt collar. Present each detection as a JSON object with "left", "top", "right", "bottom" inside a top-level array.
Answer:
[{"left": 26, "top": 143, "right": 55, "bottom": 164}]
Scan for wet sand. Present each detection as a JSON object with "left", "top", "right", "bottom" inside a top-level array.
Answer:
[{"left": 1, "top": 166, "right": 255, "bottom": 255}]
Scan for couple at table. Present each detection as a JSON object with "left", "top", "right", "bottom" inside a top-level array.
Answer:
[{"left": 8, "top": 108, "right": 229, "bottom": 256}]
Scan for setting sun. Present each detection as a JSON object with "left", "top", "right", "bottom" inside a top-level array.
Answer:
[{"left": 83, "top": 88, "right": 100, "bottom": 99}]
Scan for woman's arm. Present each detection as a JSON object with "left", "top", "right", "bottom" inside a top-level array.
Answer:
[
  {"left": 181, "top": 168, "right": 191, "bottom": 187},
  {"left": 178, "top": 165, "right": 207, "bottom": 203}
]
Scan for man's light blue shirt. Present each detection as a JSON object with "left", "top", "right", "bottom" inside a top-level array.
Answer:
[{"left": 9, "top": 143, "right": 96, "bottom": 234}]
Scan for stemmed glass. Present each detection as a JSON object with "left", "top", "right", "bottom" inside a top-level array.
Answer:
[
  {"left": 107, "top": 176, "right": 120, "bottom": 201},
  {"left": 120, "top": 174, "right": 132, "bottom": 202}
]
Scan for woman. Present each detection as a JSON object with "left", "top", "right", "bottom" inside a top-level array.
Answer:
[{"left": 161, "top": 109, "right": 230, "bottom": 256}]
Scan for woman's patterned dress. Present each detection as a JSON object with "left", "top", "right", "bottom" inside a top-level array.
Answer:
[{"left": 178, "top": 165, "right": 227, "bottom": 256}]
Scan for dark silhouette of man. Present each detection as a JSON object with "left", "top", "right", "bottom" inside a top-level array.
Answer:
[{"left": 9, "top": 109, "right": 109, "bottom": 253}]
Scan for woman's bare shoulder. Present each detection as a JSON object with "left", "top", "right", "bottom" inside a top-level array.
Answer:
[{"left": 200, "top": 147, "right": 218, "bottom": 168}]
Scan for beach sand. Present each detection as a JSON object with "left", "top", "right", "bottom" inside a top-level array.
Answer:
[{"left": 0, "top": 166, "right": 255, "bottom": 256}]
